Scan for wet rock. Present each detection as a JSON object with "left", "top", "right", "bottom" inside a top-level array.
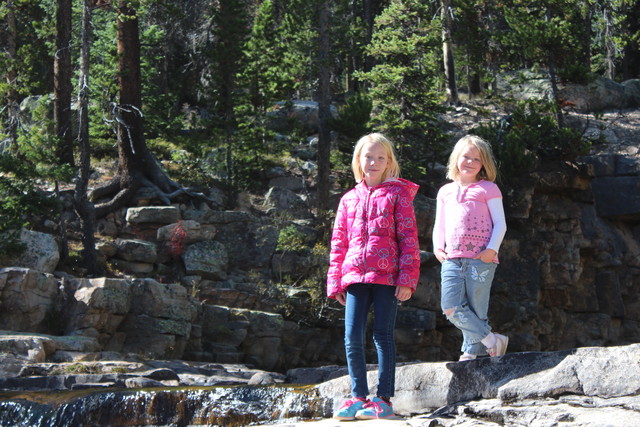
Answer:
[{"left": 248, "top": 372, "right": 276, "bottom": 385}]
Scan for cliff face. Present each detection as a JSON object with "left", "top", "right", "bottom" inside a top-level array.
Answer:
[
  {"left": 408, "top": 131, "right": 640, "bottom": 362},
  {"left": 0, "top": 102, "right": 639, "bottom": 372},
  {"left": 484, "top": 156, "right": 639, "bottom": 356}
]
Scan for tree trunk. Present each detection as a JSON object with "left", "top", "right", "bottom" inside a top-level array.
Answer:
[
  {"left": 5, "top": 0, "right": 19, "bottom": 155},
  {"left": 545, "top": 12, "right": 564, "bottom": 128},
  {"left": 581, "top": 4, "right": 592, "bottom": 72},
  {"left": 54, "top": 0, "right": 74, "bottom": 166},
  {"left": 317, "top": 0, "right": 331, "bottom": 211},
  {"left": 74, "top": 0, "right": 100, "bottom": 276},
  {"left": 116, "top": 1, "right": 147, "bottom": 179},
  {"left": 363, "top": 0, "right": 374, "bottom": 75},
  {"left": 92, "top": 1, "right": 182, "bottom": 219},
  {"left": 604, "top": 7, "right": 615, "bottom": 80},
  {"left": 441, "top": 0, "right": 458, "bottom": 105}
]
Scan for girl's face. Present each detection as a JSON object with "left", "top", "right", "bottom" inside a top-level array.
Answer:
[
  {"left": 359, "top": 141, "right": 390, "bottom": 187},
  {"left": 457, "top": 144, "right": 483, "bottom": 184}
]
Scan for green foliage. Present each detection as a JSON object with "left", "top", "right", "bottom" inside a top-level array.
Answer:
[
  {"left": 146, "top": 135, "right": 224, "bottom": 188},
  {"left": 278, "top": 0, "right": 317, "bottom": 99},
  {"left": 496, "top": 0, "right": 592, "bottom": 84},
  {"left": 330, "top": 91, "right": 373, "bottom": 167},
  {"left": 276, "top": 225, "right": 311, "bottom": 254},
  {"left": 139, "top": 23, "right": 184, "bottom": 137},
  {"left": 226, "top": 125, "right": 287, "bottom": 194},
  {"left": 330, "top": 91, "right": 373, "bottom": 140},
  {"left": 474, "top": 100, "right": 592, "bottom": 184},
  {"left": 589, "top": 0, "right": 639, "bottom": 80},
  {"left": 268, "top": 212, "right": 334, "bottom": 326},
  {"left": 0, "top": 0, "right": 53, "bottom": 99},
  {"left": 356, "top": 0, "right": 448, "bottom": 182},
  {"left": 237, "top": 0, "right": 299, "bottom": 112},
  {"left": 82, "top": 5, "right": 185, "bottom": 142},
  {"left": 50, "top": 363, "right": 104, "bottom": 375},
  {"left": 15, "top": 96, "right": 75, "bottom": 180},
  {"left": 0, "top": 154, "right": 60, "bottom": 257}
]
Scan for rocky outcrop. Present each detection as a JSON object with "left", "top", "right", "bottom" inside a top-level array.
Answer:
[
  {"left": 1, "top": 140, "right": 639, "bottom": 370},
  {"left": 588, "top": 152, "right": 640, "bottom": 221},
  {"left": 496, "top": 71, "right": 640, "bottom": 112},
  {"left": 0, "top": 344, "right": 637, "bottom": 426},
  {"left": 0, "top": 229, "right": 59, "bottom": 273},
  {"left": 0, "top": 268, "right": 60, "bottom": 334},
  {"left": 1, "top": 94, "right": 639, "bottom": 375},
  {"left": 319, "top": 344, "right": 640, "bottom": 420}
]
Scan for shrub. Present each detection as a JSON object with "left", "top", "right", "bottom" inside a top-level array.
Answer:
[
  {"left": 0, "top": 155, "right": 59, "bottom": 257},
  {"left": 330, "top": 91, "right": 373, "bottom": 142},
  {"left": 474, "top": 100, "right": 591, "bottom": 184}
]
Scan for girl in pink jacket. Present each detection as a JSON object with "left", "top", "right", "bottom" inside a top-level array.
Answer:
[{"left": 327, "top": 133, "right": 420, "bottom": 420}]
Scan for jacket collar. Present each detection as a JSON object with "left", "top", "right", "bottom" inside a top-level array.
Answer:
[{"left": 355, "top": 178, "right": 419, "bottom": 199}]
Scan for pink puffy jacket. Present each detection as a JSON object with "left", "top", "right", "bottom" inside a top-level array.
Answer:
[{"left": 326, "top": 178, "right": 420, "bottom": 298}]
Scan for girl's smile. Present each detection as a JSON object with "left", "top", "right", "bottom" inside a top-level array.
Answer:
[
  {"left": 360, "top": 141, "right": 390, "bottom": 187},
  {"left": 457, "top": 144, "right": 483, "bottom": 185}
]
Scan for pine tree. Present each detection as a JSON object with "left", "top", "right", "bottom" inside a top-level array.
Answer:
[{"left": 357, "top": 0, "right": 447, "bottom": 180}]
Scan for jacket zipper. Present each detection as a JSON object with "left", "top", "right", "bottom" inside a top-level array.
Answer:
[{"left": 361, "top": 187, "right": 372, "bottom": 281}]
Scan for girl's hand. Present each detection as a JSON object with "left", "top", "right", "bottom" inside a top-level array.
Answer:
[
  {"left": 335, "top": 292, "right": 346, "bottom": 306},
  {"left": 395, "top": 286, "right": 412, "bottom": 302},
  {"left": 473, "top": 249, "right": 496, "bottom": 263},
  {"left": 435, "top": 248, "right": 448, "bottom": 263}
]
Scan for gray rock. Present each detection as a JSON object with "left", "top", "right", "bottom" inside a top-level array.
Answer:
[
  {"left": 124, "top": 377, "right": 166, "bottom": 388},
  {"left": 317, "top": 344, "right": 640, "bottom": 420},
  {"left": 263, "top": 186, "right": 305, "bottom": 211},
  {"left": 0, "top": 229, "right": 59, "bottom": 273},
  {"left": 592, "top": 176, "right": 640, "bottom": 220},
  {"left": 268, "top": 176, "right": 305, "bottom": 191},
  {"left": 125, "top": 206, "right": 180, "bottom": 224},
  {"left": 183, "top": 240, "right": 228, "bottom": 280},
  {"left": 0, "top": 268, "right": 60, "bottom": 333},
  {"left": 248, "top": 372, "right": 276, "bottom": 385},
  {"left": 115, "top": 238, "right": 158, "bottom": 263},
  {"left": 156, "top": 220, "right": 216, "bottom": 244}
]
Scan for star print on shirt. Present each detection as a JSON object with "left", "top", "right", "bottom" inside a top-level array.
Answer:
[{"left": 465, "top": 242, "right": 476, "bottom": 251}]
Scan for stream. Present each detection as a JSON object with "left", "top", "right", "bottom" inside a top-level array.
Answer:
[{"left": 0, "top": 384, "right": 331, "bottom": 426}]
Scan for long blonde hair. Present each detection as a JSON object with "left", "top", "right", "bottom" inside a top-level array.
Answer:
[
  {"left": 351, "top": 133, "right": 401, "bottom": 183},
  {"left": 446, "top": 135, "right": 498, "bottom": 182}
]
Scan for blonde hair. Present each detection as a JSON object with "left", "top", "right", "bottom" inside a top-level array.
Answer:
[
  {"left": 446, "top": 135, "right": 498, "bottom": 182},
  {"left": 351, "top": 133, "right": 400, "bottom": 183}
]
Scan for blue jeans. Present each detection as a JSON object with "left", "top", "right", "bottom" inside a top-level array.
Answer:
[
  {"left": 440, "top": 258, "right": 497, "bottom": 356},
  {"left": 344, "top": 283, "right": 398, "bottom": 398}
]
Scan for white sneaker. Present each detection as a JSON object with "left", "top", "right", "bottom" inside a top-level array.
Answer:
[{"left": 487, "top": 333, "right": 509, "bottom": 357}]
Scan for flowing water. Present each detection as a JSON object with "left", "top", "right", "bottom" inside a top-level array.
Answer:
[{"left": 0, "top": 384, "right": 331, "bottom": 426}]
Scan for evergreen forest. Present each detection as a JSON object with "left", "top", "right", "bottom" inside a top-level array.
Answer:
[{"left": 1, "top": 0, "right": 639, "bottom": 274}]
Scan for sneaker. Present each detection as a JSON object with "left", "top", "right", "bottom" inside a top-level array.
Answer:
[
  {"left": 355, "top": 396, "right": 394, "bottom": 419},
  {"left": 333, "top": 397, "right": 368, "bottom": 420},
  {"left": 459, "top": 353, "right": 477, "bottom": 361},
  {"left": 487, "top": 333, "right": 509, "bottom": 357}
]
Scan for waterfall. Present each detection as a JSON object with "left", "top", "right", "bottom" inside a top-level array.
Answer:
[{"left": 0, "top": 385, "right": 331, "bottom": 426}]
